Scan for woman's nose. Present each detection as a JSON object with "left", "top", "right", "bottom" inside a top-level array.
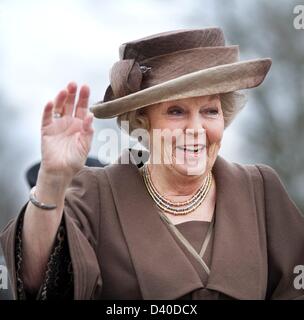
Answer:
[
  {"left": 185, "top": 113, "right": 205, "bottom": 133},
  {"left": 184, "top": 114, "right": 206, "bottom": 144}
]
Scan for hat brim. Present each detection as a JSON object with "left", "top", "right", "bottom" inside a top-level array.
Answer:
[{"left": 90, "top": 58, "right": 271, "bottom": 118}]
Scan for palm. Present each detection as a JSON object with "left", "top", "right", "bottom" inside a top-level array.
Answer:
[{"left": 40, "top": 83, "right": 94, "bottom": 177}]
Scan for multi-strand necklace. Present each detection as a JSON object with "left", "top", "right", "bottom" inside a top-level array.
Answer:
[{"left": 141, "top": 164, "right": 212, "bottom": 215}]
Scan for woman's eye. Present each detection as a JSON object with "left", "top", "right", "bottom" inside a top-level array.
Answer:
[
  {"left": 167, "top": 107, "right": 184, "bottom": 115},
  {"left": 203, "top": 108, "right": 219, "bottom": 116}
]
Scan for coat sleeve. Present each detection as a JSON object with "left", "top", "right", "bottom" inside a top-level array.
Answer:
[
  {"left": 256, "top": 164, "right": 304, "bottom": 300},
  {"left": 0, "top": 166, "right": 103, "bottom": 300}
]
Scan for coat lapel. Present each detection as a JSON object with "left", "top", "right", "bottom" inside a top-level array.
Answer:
[
  {"left": 205, "top": 156, "right": 266, "bottom": 299},
  {"left": 105, "top": 149, "right": 266, "bottom": 300},
  {"left": 105, "top": 149, "right": 203, "bottom": 299}
]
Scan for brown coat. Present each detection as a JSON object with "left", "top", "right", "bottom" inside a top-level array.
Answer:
[{"left": 1, "top": 149, "right": 304, "bottom": 300}]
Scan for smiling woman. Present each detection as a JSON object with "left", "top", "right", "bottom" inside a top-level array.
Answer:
[
  {"left": 1, "top": 28, "right": 304, "bottom": 300},
  {"left": 135, "top": 94, "right": 223, "bottom": 224}
]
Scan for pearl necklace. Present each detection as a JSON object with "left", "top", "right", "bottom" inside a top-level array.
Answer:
[{"left": 141, "top": 164, "right": 212, "bottom": 215}]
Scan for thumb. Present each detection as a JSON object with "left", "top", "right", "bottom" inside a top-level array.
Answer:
[{"left": 82, "top": 113, "right": 94, "bottom": 134}]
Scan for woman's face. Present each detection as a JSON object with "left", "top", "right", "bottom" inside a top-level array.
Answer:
[{"left": 144, "top": 94, "right": 224, "bottom": 176}]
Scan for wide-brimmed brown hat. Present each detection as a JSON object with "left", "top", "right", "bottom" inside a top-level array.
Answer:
[{"left": 90, "top": 28, "right": 272, "bottom": 126}]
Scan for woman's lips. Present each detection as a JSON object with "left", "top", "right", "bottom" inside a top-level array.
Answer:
[{"left": 176, "top": 144, "right": 206, "bottom": 158}]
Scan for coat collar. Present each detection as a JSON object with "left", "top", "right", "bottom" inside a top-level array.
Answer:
[{"left": 105, "top": 148, "right": 266, "bottom": 300}]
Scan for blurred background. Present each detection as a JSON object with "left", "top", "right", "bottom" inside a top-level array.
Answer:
[{"left": 0, "top": 0, "right": 303, "bottom": 299}]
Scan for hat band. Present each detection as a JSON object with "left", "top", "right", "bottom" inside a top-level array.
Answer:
[{"left": 104, "top": 45, "right": 239, "bottom": 102}]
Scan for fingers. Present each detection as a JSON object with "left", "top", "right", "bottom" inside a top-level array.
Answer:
[
  {"left": 75, "top": 85, "right": 90, "bottom": 119},
  {"left": 51, "top": 82, "right": 90, "bottom": 120},
  {"left": 41, "top": 101, "right": 54, "bottom": 128},
  {"left": 64, "top": 82, "right": 78, "bottom": 116},
  {"left": 53, "top": 89, "right": 68, "bottom": 116}
]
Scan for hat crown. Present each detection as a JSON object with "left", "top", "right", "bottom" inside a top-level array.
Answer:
[
  {"left": 104, "top": 28, "right": 238, "bottom": 102},
  {"left": 119, "top": 28, "right": 226, "bottom": 61}
]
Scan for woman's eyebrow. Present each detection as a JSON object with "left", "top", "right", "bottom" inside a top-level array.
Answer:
[
  {"left": 200, "top": 102, "right": 219, "bottom": 108},
  {"left": 167, "top": 104, "right": 184, "bottom": 108},
  {"left": 202, "top": 97, "right": 220, "bottom": 106},
  {"left": 208, "top": 95, "right": 220, "bottom": 102}
]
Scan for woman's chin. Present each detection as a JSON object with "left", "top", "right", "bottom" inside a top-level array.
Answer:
[
  {"left": 172, "top": 162, "right": 207, "bottom": 176},
  {"left": 172, "top": 148, "right": 207, "bottom": 176},
  {"left": 171, "top": 154, "right": 207, "bottom": 176}
]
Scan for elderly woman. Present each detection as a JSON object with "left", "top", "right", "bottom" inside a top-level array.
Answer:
[{"left": 1, "top": 28, "right": 304, "bottom": 300}]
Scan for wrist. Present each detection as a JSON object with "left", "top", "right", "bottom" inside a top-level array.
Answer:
[
  {"left": 29, "top": 186, "right": 58, "bottom": 210},
  {"left": 35, "top": 168, "right": 71, "bottom": 204}
]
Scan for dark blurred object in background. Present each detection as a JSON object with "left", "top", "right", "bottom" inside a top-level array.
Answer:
[{"left": 26, "top": 157, "right": 107, "bottom": 188}]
